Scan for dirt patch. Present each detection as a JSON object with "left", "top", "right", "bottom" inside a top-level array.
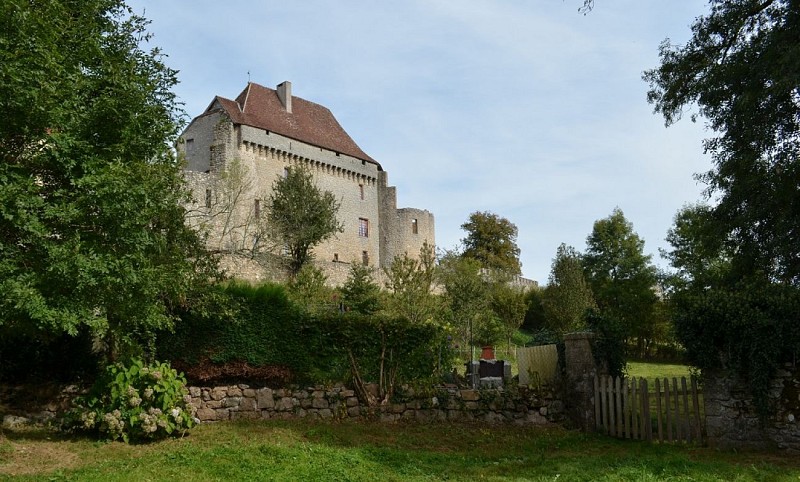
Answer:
[{"left": 0, "top": 431, "right": 80, "bottom": 477}]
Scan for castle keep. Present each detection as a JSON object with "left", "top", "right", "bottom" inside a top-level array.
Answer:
[{"left": 179, "top": 81, "right": 434, "bottom": 283}]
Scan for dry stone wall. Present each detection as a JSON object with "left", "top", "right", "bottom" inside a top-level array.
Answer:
[
  {"left": 188, "top": 384, "right": 564, "bottom": 425},
  {"left": 705, "top": 365, "right": 800, "bottom": 452}
]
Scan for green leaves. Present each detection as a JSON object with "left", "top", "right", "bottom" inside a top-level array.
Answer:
[
  {"left": 460, "top": 211, "right": 522, "bottom": 276},
  {"left": 0, "top": 1, "right": 217, "bottom": 358},
  {"left": 266, "top": 166, "right": 343, "bottom": 276}
]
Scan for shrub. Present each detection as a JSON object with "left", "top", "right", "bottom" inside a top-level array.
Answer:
[{"left": 63, "top": 359, "right": 195, "bottom": 443}]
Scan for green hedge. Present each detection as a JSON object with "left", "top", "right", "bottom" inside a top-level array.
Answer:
[{"left": 159, "top": 281, "right": 453, "bottom": 386}]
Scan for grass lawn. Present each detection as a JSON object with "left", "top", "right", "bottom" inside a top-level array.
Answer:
[
  {"left": 2, "top": 419, "right": 799, "bottom": 481},
  {"left": 627, "top": 361, "right": 693, "bottom": 384}
]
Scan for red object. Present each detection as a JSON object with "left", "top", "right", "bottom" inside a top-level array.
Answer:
[{"left": 481, "top": 346, "right": 495, "bottom": 360}]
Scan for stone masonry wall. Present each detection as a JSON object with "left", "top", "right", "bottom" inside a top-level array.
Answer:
[
  {"left": 705, "top": 364, "right": 800, "bottom": 452},
  {"left": 189, "top": 384, "right": 564, "bottom": 425}
]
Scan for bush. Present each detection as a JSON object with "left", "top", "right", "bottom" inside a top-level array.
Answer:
[{"left": 63, "top": 359, "right": 195, "bottom": 443}]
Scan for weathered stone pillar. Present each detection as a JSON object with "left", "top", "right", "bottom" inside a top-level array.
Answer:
[{"left": 563, "top": 332, "right": 598, "bottom": 431}]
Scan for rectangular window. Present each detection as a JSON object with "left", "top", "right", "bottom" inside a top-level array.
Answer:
[
  {"left": 254, "top": 199, "right": 261, "bottom": 218},
  {"left": 358, "top": 218, "right": 369, "bottom": 237},
  {"left": 362, "top": 251, "right": 369, "bottom": 266},
  {"left": 359, "top": 184, "right": 364, "bottom": 200},
  {"left": 411, "top": 218, "right": 418, "bottom": 234},
  {"left": 333, "top": 253, "right": 339, "bottom": 262},
  {"left": 283, "top": 167, "right": 289, "bottom": 178},
  {"left": 185, "top": 138, "right": 195, "bottom": 154},
  {"left": 205, "top": 189, "right": 212, "bottom": 209}
]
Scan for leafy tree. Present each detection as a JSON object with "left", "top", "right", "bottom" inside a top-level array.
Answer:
[
  {"left": 438, "top": 253, "right": 491, "bottom": 359},
  {"left": 542, "top": 244, "right": 595, "bottom": 333},
  {"left": 287, "top": 264, "right": 334, "bottom": 315},
  {"left": 522, "top": 287, "right": 547, "bottom": 331},
  {"left": 583, "top": 208, "right": 658, "bottom": 357},
  {"left": 644, "top": 0, "right": 800, "bottom": 284},
  {"left": 489, "top": 282, "right": 529, "bottom": 353},
  {"left": 460, "top": 211, "right": 522, "bottom": 275},
  {"left": 647, "top": 1, "right": 800, "bottom": 413},
  {"left": 383, "top": 242, "right": 438, "bottom": 324},
  {"left": 265, "top": 166, "right": 343, "bottom": 277},
  {"left": 0, "top": 0, "right": 217, "bottom": 360},
  {"left": 340, "top": 263, "right": 382, "bottom": 315}
]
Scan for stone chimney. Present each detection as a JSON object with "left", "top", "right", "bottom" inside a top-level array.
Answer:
[{"left": 276, "top": 81, "right": 292, "bottom": 113}]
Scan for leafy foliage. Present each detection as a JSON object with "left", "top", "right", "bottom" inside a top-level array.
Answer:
[
  {"left": 460, "top": 211, "right": 522, "bottom": 275},
  {"left": 265, "top": 166, "right": 343, "bottom": 276},
  {"left": 583, "top": 208, "right": 658, "bottom": 356},
  {"left": 287, "top": 264, "right": 336, "bottom": 315},
  {"left": 321, "top": 313, "right": 453, "bottom": 405},
  {"left": 340, "top": 263, "right": 382, "bottom": 315},
  {"left": 649, "top": 1, "right": 800, "bottom": 415},
  {"left": 63, "top": 359, "right": 195, "bottom": 443},
  {"left": 383, "top": 242, "right": 439, "bottom": 324},
  {"left": 0, "top": 0, "right": 217, "bottom": 359},
  {"left": 542, "top": 244, "right": 595, "bottom": 333},
  {"left": 645, "top": 0, "right": 800, "bottom": 284}
]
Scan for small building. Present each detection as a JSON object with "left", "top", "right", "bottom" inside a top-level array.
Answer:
[{"left": 178, "top": 81, "right": 434, "bottom": 284}]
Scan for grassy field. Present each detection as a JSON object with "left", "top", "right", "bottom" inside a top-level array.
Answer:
[
  {"left": 2, "top": 419, "right": 799, "bottom": 481},
  {"left": 627, "top": 361, "right": 693, "bottom": 383}
]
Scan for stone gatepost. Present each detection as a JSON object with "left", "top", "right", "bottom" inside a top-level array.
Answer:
[{"left": 563, "top": 332, "right": 599, "bottom": 431}]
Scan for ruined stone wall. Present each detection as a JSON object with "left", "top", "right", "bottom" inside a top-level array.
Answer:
[
  {"left": 189, "top": 383, "right": 564, "bottom": 425},
  {"left": 704, "top": 365, "right": 800, "bottom": 452}
]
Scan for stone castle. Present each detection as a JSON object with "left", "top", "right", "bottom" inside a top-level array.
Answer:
[{"left": 178, "top": 81, "right": 434, "bottom": 284}]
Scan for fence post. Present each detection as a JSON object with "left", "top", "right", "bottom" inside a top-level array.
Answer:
[{"left": 563, "top": 332, "right": 600, "bottom": 432}]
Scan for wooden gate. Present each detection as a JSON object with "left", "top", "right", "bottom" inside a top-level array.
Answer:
[{"left": 593, "top": 375, "right": 704, "bottom": 443}]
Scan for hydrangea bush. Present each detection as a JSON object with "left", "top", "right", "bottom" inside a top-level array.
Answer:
[{"left": 64, "top": 359, "right": 196, "bottom": 442}]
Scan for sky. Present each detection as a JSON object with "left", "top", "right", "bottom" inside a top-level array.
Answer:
[{"left": 127, "top": 0, "right": 712, "bottom": 283}]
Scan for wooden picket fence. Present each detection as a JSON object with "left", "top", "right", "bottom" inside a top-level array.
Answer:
[{"left": 593, "top": 375, "right": 704, "bottom": 443}]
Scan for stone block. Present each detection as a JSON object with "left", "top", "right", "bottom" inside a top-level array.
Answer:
[
  {"left": 228, "top": 387, "right": 243, "bottom": 397},
  {"left": 206, "top": 400, "right": 223, "bottom": 409},
  {"left": 224, "top": 397, "right": 241, "bottom": 408},
  {"left": 240, "top": 397, "right": 257, "bottom": 411},
  {"left": 347, "top": 406, "right": 361, "bottom": 418},
  {"left": 189, "top": 387, "right": 201, "bottom": 397},
  {"left": 211, "top": 387, "right": 227, "bottom": 401},
  {"left": 231, "top": 411, "right": 260, "bottom": 421},
  {"left": 215, "top": 408, "right": 231, "bottom": 420},
  {"left": 243, "top": 389, "right": 256, "bottom": 398},
  {"left": 256, "top": 389, "right": 274, "bottom": 409},
  {"left": 391, "top": 403, "right": 405, "bottom": 414},
  {"left": 301, "top": 399, "right": 313, "bottom": 409},
  {"left": 460, "top": 390, "right": 480, "bottom": 401},
  {"left": 346, "top": 397, "right": 359, "bottom": 407},
  {"left": 196, "top": 408, "right": 217, "bottom": 422},
  {"left": 279, "top": 397, "right": 294, "bottom": 411},
  {"left": 319, "top": 409, "right": 333, "bottom": 418},
  {"left": 341, "top": 390, "right": 355, "bottom": 398},
  {"left": 312, "top": 398, "right": 329, "bottom": 409},
  {"left": 312, "top": 390, "right": 325, "bottom": 399}
]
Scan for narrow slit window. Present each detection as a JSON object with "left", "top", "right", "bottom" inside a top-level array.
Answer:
[
  {"left": 411, "top": 218, "right": 418, "bottom": 234},
  {"left": 205, "top": 189, "right": 212, "bottom": 209},
  {"left": 254, "top": 199, "right": 261, "bottom": 218},
  {"left": 362, "top": 251, "right": 369, "bottom": 266},
  {"left": 359, "top": 184, "right": 365, "bottom": 200}
]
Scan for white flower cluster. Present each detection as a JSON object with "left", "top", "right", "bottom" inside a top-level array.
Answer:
[
  {"left": 80, "top": 410, "right": 97, "bottom": 429},
  {"left": 102, "top": 409, "right": 125, "bottom": 438},
  {"left": 126, "top": 385, "right": 142, "bottom": 408}
]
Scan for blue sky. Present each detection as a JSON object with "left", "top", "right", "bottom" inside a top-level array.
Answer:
[{"left": 128, "top": 0, "right": 711, "bottom": 283}]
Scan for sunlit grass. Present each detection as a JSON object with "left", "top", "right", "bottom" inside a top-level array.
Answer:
[{"left": 1, "top": 419, "right": 799, "bottom": 481}]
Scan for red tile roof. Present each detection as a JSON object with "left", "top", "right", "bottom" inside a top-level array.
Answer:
[{"left": 204, "top": 82, "right": 379, "bottom": 168}]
